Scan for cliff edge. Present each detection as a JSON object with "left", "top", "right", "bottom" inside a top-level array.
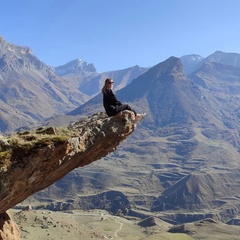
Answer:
[{"left": 0, "top": 110, "right": 136, "bottom": 239}]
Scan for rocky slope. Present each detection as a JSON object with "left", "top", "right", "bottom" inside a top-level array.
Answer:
[{"left": 0, "top": 36, "right": 89, "bottom": 132}]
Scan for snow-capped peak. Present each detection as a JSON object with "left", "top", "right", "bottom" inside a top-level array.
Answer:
[{"left": 54, "top": 58, "right": 97, "bottom": 76}]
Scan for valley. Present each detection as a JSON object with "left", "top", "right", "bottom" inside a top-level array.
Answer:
[{"left": 10, "top": 208, "right": 240, "bottom": 240}]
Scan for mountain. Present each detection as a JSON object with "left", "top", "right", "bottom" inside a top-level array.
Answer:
[
  {"left": 53, "top": 59, "right": 99, "bottom": 92},
  {"left": 180, "top": 54, "right": 204, "bottom": 75},
  {"left": 189, "top": 61, "right": 240, "bottom": 94},
  {"left": 116, "top": 56, "right": 210, "bottom": 127},
  {"left": 204, "top": 51, "right": 240, "bottom": 68},
  {"left": 181, "top": 51, "right": 240, "bottom": 75},
  {"left": 55, "top": 61, "right": 148, "bottom": 97},
  {"left": 68, "top": 56, "right": 226, "bottom": 129},
  {"left": 151, "top": 171, "right": 240, "bottom": 214},
  {"left": 0, "top": 36, "right": 89, "bottom": 132},
  {"left": 79, "top": 65, "right": 149, "bottom": 97},
  {"left": 52, "top": 65, "right": 149, "bottom": 118},
  {"left": 54, "top": 58, "right": 97, "bottom": 76},
  {"left": 188, "top": 61, "right": 240, "bottom": 130}
]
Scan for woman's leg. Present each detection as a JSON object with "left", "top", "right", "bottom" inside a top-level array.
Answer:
[{"left": 116, "top": 104, "right": 136, "bottom": 116}]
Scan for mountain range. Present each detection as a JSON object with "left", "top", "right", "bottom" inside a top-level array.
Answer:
[
  {"left": 1, "top": 36, "right": 240, "bottom": 229},
  {"left": 0, "top": 36, "right": 147, "bottom": 132}
]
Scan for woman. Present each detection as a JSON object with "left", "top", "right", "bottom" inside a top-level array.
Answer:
[{"left": 102, "top": 78, "right": 145, "bottom": 120}]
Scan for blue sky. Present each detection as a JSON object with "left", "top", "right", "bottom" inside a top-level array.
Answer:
[{"left": 1, "top": 0, "right": 240, "bottom": 72}]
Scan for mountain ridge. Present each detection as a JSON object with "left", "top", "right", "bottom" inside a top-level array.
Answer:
[
  {"left": 0, "top": 36, "right": 90, "bottom": 131},
  {"left": 54, "top": 58, "right": 97, "bottom": 76}
]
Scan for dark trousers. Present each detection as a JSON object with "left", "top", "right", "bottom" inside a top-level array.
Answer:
[{"left": 115, "top": 104, "right": 136, "bottom": 116}]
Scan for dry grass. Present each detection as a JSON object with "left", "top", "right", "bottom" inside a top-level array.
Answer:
[
  {"left": 9, "top": 209, "right": 199, "bottom": 240},
  {"left": 142, "top": 233, "right": 195, "bottom": 240},
  {"left": 0, "top": 127, "right": 71, "bottom": 171}
]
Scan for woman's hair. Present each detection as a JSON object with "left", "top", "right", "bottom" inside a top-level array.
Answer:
[{"left": 101, "top": 78, "right": 112, "bottom": 94}]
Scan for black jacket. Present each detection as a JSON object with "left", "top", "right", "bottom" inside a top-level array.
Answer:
[{"left": 103, "top": 89, "right": 122, "bottom": 116}]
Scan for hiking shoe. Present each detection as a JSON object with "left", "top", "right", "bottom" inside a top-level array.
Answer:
[{"left": 135, "top": 113, "right": 146, "bottom": 121}]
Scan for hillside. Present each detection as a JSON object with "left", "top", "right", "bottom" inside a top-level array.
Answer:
[{"left": 0, "top": 36, "right": 89, "bottom": 132}]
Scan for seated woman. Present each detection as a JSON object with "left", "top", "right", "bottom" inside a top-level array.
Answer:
[{"left": 101, "top": 78, "right": 145, "bottom": 121}]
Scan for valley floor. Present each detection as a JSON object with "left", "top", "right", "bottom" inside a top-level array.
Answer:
[{"left": 10, "top": 209, "right": 240, "bottom": 240}]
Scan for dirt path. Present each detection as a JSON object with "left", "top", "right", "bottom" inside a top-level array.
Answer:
[
  {"left": 71, "top": 211, "right": 125, "bottom": 239},
  {"left": 113, "top": 217, "right": 123, "bottom": 239}
]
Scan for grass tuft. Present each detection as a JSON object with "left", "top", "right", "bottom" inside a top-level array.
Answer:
[{"left": 0, "top": 127, "right": 72, "bottom": 171}]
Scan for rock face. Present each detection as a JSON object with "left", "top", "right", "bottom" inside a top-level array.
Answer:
[
  {"left": 0, "top": 111, "right": 136, "bottom": 214},
  {"left": 0, "top": 211, "right": 20, "bottom": 240}
]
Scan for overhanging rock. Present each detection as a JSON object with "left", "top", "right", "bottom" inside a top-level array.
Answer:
[{"left": 0, "top": 110, "right": 136, "bottom": 214}]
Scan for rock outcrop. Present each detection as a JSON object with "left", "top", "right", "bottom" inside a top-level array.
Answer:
[
  {"left": 0, "top": 111, "right": 136, "bottom": 215},
  {"left": 0, "top": 211, "right": 20, "bottom": 240}
]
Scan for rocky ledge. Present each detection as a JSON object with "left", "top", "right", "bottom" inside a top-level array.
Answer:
[{"left": 0, "top": 111, "right": 136, "bottom": 239}]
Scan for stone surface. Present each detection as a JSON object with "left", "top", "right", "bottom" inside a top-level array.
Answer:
[
  {"left": 0, "top": 111, "right": 136, "bottom": 214},
  {"left": 0, "top": 211, "right": 20, "bottom": 240}
]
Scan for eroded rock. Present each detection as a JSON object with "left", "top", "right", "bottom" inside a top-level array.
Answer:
[
  {"left": 0, "top": 211, "right": 20, "bottom": 240},
  {"left": 0, "top": 111, "right": 136, "bottom": 214}
]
